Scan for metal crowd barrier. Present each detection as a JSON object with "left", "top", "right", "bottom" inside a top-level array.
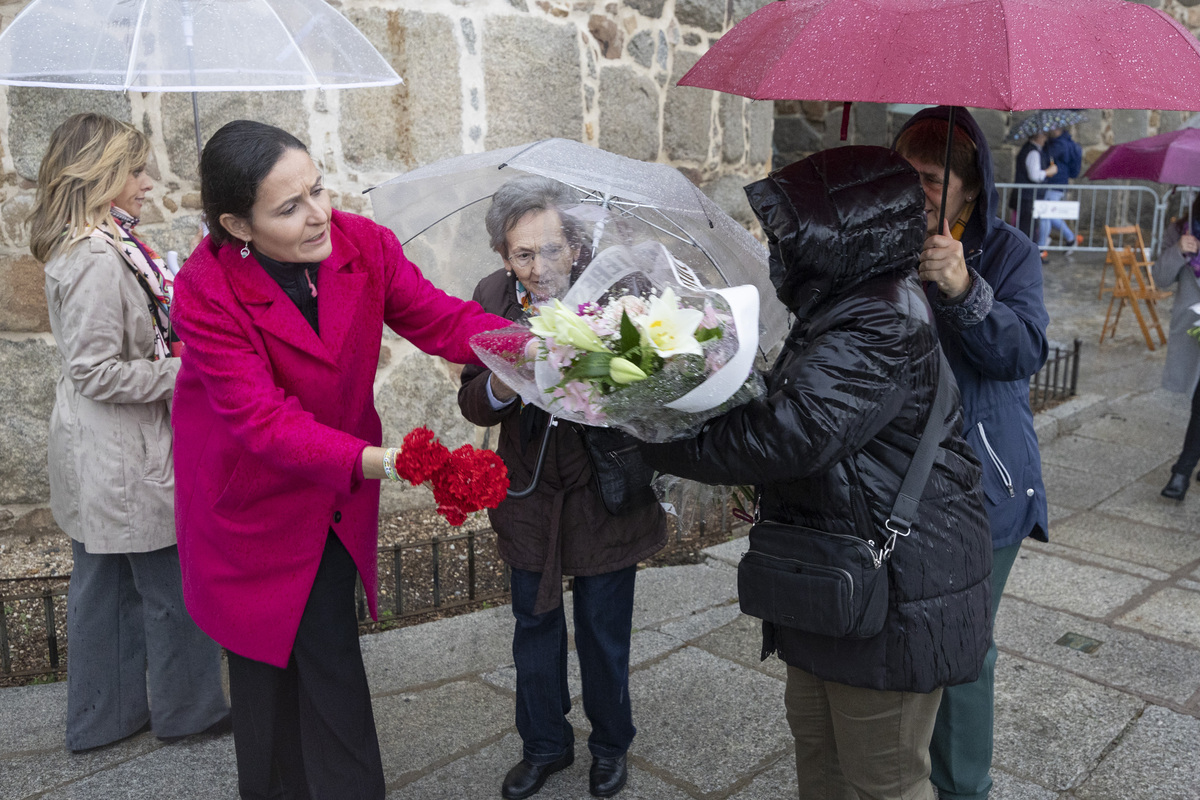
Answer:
[{"left": 994, "top": 182, "right": 1166, "bottom": 256}]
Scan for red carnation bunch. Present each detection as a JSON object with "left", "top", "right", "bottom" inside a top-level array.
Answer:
[
  {"left": 393, "top": 427, "right": 510, "bottom": 526},
  {"left": 393, "top": 427, "right": 451, "bottom": 485}
]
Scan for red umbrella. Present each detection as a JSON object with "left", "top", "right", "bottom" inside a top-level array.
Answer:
[
  {"left": 679, "top": 0, "right": 1200, "bottom": 230},
  {"left": 680, "top": 0, "right": 1200, "bottom": 111},
  {"left": 1085, "top": 128, "right": 1200, "bottom": 187}
]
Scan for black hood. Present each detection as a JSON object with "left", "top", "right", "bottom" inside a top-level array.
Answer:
[
  {"left": 744, "top": 146, "right": 926, "bottom": 317},
  {"left": 894, "top": 106, "right": 998, "bottom": 251}
]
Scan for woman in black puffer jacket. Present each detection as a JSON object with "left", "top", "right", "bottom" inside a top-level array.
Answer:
[{"left": 641, "top": 146, "right": 991, "bottom": 800}]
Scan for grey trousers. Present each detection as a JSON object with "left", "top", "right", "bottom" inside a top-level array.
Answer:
[
  {"left": 66, "top": 540, "right": 228, "bottom": 751},
  {"left": 785, "top": 665, "right": 943, "bottom": 800}
]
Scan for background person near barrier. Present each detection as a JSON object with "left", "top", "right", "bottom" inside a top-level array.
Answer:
[{"left": 1041, "top": 127, "right": 1084, "bottom": 252}]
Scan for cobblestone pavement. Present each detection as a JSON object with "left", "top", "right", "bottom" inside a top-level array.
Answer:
[{"left": 3, "top": 251, "right": 1198, "bottom": 799}]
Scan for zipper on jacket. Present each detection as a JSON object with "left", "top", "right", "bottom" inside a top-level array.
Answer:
[
  {"left": 607, "top": 443, "right": 639, "bottom": 468},
  {"left": 975, "top": 422, "right": 1015, "bottom": 497}
]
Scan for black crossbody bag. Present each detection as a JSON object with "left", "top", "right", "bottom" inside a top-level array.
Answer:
[
  {"left": 737, "top": 360, "right": 953, "bottom": 640},
  {"left": 581, "top": 426, "right": 657, "bottom": 516}
]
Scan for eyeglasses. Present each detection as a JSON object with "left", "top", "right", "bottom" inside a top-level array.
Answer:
[{"left": 506, "top": 243, "right": 567, "bottom": 269}]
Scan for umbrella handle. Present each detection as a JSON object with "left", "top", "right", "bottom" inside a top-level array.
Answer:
[
  {"left": 506, "top": 415, "right": 557, "bottom": 499},
  {"left": 936, "top": 107, "right": 958, "bottom": 235}
]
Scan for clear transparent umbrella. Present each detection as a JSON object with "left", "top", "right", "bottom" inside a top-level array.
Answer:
[
  {"left": 367, "top": 138, "right": 788, "bottom": 355},
  {"left": 0, "top": 0, "right": 401, "bottom": 158}
]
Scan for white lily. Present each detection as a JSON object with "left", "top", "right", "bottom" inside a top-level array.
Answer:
[
  {"left": 633, "top": 287, "right": 704, "bottom": 358},
  {"left": 528, "top": 299, "right": 609, "bottom": 353}
]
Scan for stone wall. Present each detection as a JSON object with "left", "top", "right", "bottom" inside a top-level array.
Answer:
[
  {"left": 773, "top": 1, "right": 1200, "bottom": 193},
  {"left": 0, "top": 0, "right": 774, "bottom": 540}
]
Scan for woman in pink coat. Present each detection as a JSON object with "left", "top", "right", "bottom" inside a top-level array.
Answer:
[{"left": 171, "top": 120, "right": 508, "bottom": 800}]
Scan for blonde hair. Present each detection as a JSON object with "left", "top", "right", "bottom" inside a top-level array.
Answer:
[{"left": 28, "top": 113, "right": 150, "bottom": 263}]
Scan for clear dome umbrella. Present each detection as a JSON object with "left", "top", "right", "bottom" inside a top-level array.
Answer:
[
  {"left": 367, "top": 137, "right": 787, "bottom": 356},
  {"left": 0, "top": 0, "right": 402, "bottom": 160},
  {"left": 368, "top": 139, "right": 784, "bottom": 500}
]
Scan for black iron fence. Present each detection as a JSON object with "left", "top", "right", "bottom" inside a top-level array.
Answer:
[
  {"left": 2, "top": 497, "right": 734, "bottom": 683},
  {"left": 355, "top": 528, "right": 510, "bottom": 629},
  {"left": 0, "top": 578, "right": 68, "bottom": 682},
  {"left": 1029, "top": 338, "right": 1082, "bottom": 412}
]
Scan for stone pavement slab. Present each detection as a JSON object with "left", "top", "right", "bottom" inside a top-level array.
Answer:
[
  {"left": 387, "top": 733, "right": 696, "bottom": 800},
  {"left": 1039, "top": 432, "right": 1167, "bottom": 480},
  {"left": 1023, "top": 538, "right": 1171, "bottom": 582},
  {"left": 1096, "top": 476, "right": 1200, "bottom": 534},
  {"left": 0, "top": 682, "right": 165, "bottom": 800},
  {"left": 1037, "top": 510, "right": 1199, "bottom": 573},
  {"left": 375, "top": 680, "right": 512, "bottom": 785},
  {"left": 361, "top": 604, "right": 513, "bottom": 693},
  {"left": 1039, "top": 461, "right": 1131, "bottom": 511},
  {"left": 630, "top": 561, "right": 738, "bottom": 630},
  {"left": 993, "top": 657, "right": 1144, "bottom": 792},
  {"left": 996, "top": 597, "right": 1200, "bottom": 707},
  {"left": 1003, "top": 548, "right": 1153, "bottom": 618},
  {"left": 630, "top": 647, "right": 790, "bottom": 796},
  {"left": 692, "top": 612, "right": 788, "bottom": 681},
  {"left": 36, "top": 736, "right": 238, "bottom": 800},
  {"left": 1115, "top": 585, "right": 1200, "bottom": 649},
  {"left": 1074, "top": 705, "right": 1200, "bottom": 800},
  {"left": 725, "top": 753, "right": 795, "bottom": 799}
]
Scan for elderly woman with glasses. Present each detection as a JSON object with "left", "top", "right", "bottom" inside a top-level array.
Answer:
[{"left": 457, "top": 176, "right": 666, "bottom": 800}]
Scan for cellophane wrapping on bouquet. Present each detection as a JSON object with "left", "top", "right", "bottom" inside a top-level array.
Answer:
[{"left": 470, "top": 240, "right": 764, "bottom": 442}]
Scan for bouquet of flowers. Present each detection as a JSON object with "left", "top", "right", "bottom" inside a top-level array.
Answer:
[
  {"left": 470, "top": 241, "right": 764, "bottom": 442},
  {"left": 387, "top": 427, "right": 509, "bottom": 525}
]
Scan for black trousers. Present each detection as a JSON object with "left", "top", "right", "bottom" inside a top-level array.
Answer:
[
  {"left": 226, "top": 532, "right": 384, "bottom": 800},
  {"left": 1173, "top": 378, "right": 1200, "bottom": 477}
]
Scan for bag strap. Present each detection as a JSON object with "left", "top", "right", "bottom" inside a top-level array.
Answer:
[{"left": 879, "top": 351, "right": 955, "bottom": 562}]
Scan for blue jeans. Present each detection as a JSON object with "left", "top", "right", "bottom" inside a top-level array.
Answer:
[
  {"left": 1037, "top": 188, "right": 1075, "bottom": 248},
  {"left": 510, "top": 566, "right": 637, "bottom": 764}
]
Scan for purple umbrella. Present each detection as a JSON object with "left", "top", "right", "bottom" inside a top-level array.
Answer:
[
  {"left": 1085, "top": 128, "right": 1200, "bottom": 186},
  {"left": 1085, "top": 128, "right": 1200, "bottom": 223}
]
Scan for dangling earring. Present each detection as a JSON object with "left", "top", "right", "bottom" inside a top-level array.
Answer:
[{"left": 240, "top": 240, "right": 251, "bottom": 259}]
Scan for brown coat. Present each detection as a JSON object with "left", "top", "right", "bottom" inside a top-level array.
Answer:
[{"left": 458, "top": 269, "right": 666, "bottom": 613}]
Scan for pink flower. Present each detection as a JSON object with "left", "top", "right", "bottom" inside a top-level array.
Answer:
[
  {"left": 554, "top": 381, "right": 606, "bottom": 424},
  {"left": 701, "top": 300, "right": 720, "bottom": 330},
  {"left": 545, "top": 339, "right": 578, "bottom": 371}
]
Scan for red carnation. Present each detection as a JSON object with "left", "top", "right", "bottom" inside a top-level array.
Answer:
[
  {"left": 394, "top": 427, "right": 450, "bottom": 485},
  {"left": 437, "top": 505, "right": 468, "bottom": 527},
  {"left": 429, "top": 444, "right": 511, "bottom": 524},
  {"left": 395, "top": 428, "right": 510, "bottom": 526}
]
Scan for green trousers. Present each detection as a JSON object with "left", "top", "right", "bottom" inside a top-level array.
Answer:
[
  {"left": 928, "top": 541, "right": 1022, "bottom": 800},
  {"left": 785, "top": 666, "right": 943, "bottom": 800}
]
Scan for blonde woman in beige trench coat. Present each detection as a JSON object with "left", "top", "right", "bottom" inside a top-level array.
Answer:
[{"left": 32, "top": 113, "right": 228, "bottom": 752}]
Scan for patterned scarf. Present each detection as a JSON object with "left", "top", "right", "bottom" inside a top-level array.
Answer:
[{"left": 106, "top": 206, "right": 172, "bottom": 360}]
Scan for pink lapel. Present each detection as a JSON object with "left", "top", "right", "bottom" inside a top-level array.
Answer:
[
  {"left": 221, "top": 243, "right": 335, "bottom": 367},
  {"left": 315, "top": 223, "right": 366, "bottom": 365}
]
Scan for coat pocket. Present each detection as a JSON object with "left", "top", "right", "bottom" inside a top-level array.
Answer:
[
  {"left": 966, "top": 421, "right": 1016, "bottom": 505},
  {"left": 138, "top": 421, "right": 172, "bottom": 484}
]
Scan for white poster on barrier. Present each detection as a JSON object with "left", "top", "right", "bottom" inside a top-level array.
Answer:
[{"left": 1033, "top": 200, "right": 1080, "bottom": 220}]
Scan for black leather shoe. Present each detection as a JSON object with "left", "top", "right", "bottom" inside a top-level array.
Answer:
[
  {"left": 1162, "top": 472, "right": 1190, "bottom": 501},
  {"left": 589, "top": 753, "right": 628, "bottom": 798},
  {"left": 501, "top": 751, "right": 574, "bottom": 800}
]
